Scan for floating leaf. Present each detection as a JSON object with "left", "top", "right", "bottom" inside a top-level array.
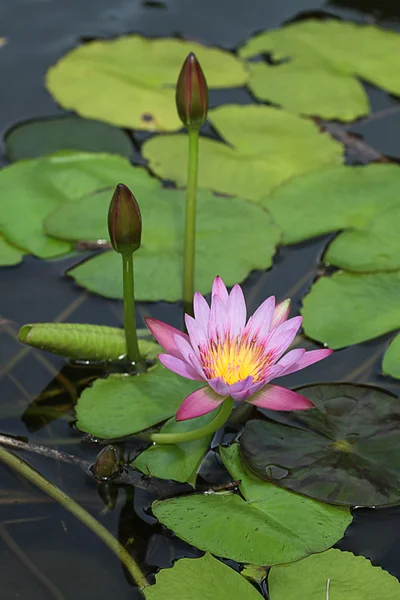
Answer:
[
  {"left": 263, "top": 164, "right": 400, "bottom": 272},
  {"left": 46, "top": 37, "right": 248, "bottom": 132},
  {"left": 152, "top": 444, "right": 350, "bottom": 564},
  {"left": 76, "top": 363, "right": 202, "bottom": 439},
  {"left": 302, "top": 270, "right": 400, "bottom": 349},
  {"left": 269, "top": 549, "right": 400, "bottom": 600},
  {"left": 133, "top": 413, "right": 214, "bottom": 485},
  {"left": 0, "top": 152, "right": 147, "bottom": 258},
  {"left": 143, "top": 104, "right": 343, "bottom": 202},
  {"left": 240, "top": 20, "right": 400, "bottom": 121},
  {"left": 0, "top": 235, "right": 25, "bottom": 266},
  {"left": 46, "top": 178, "right": 280, "bottom": 301},
  {"left": 240, "top": 383, "right": 400, "bottom": 506},
  {"left": 144, "top": 553, "right": 261, "bottom": 600},
  {"left": 382, "top": 334, "right": 400, "bottom": 379},
  {"left": 5, "top": 116, "right": 133, "bottom": 162},
  {"left": 18, "top": 323, "right": 159, "bottom": 362}
]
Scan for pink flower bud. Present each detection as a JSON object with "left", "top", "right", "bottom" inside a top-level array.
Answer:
[
  {"left": 108, "top": 184, "right": 142, "bottom": 255},
  {"left": 176, "top": 52, "right": 208, "bottom": 129}
]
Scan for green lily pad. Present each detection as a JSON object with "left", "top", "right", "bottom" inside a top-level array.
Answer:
[
  {"left": 4, "top": 116, "right": 133, "bottom": 162},
  {"left": 382, "top": 334, "right": 400, "bottom": 379},
  {"left": 46, "top": 179, "right": 280, "bottom": 301},
  {"left": 0, "top": 151, "right": 149, "bottom": 258},
  {"left": 269, "top": 549, "right": 400, "bottom": 600},
  {"left": 18, "top": 323, "right": 159, "bottom": 362},
  {"left": 144, "top": 553, "right": 261, "bottom": 600},
  {"left": 143, "top": 105, "right": 343, "bottom": 202},
  {"left": 263, "top": 164, "right": 400, "bottom": 272},
  {"left": 133, "top": 413, "right": 214, "bottom": 485},
  {"left": 46, "top": 36, "right": 248, "bottom": 132},
  {"left": 76, "top": 363, "right": 203, "bottom": 439},
  {"left": 240, "top": 20, "right": 400, "bottom": 121},
  {"left": 240, "top": 383, "right": 400, "bottom": 506},
  {"left": 152, "top": 444, "right": 350, "bottom": 565},
  {"left": 0, "top": 235, "right": 25, "bottom": 266},
  {"left": 301, "top": 270, "right": 400, "bottom": 349}
]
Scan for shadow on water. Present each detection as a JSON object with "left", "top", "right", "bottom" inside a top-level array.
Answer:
[{"left": 1, "top": 0, "right": 400, "bottom": 597}]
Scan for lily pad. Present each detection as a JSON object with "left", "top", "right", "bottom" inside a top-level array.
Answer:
[
  {"left": 152, "top": 444, "right": 350, "bottom": 565},
  {"left": 0, "top": 151, "right": 148, "bottom": 258},
  {"left": 263, "top": 164, "right": 400, "bottom": 272},
  {"left": 143, "top": 105, "right": 343, "bottom": 202},
  {"left": 46, "top": 178, "right": 280, "bottom": 301},
  {"left": 46, "top": 37, "right": 248, "bottom": 132},
  {"left": 240, "top": 383, "right": 400, "bottom": 506},
  {"left": 240, "top": 20, "right": 400, "bottom": 121},
  {"left": 4, "top": 116, "right": 133, "bottom": 161},
  {"left": 0, "top": 235, "right": 25, "bottom": 266},
  {"left": 382, "top": 334, "right": 400, "bottom": 379},
  {"left": 18, "top": 323, "right": 159, "bottom": 362},
  {"left": 301, "top": 270, "right": 400, "bottom": 349},
  {"left": 144, "top": 553, "right": 261, "bottom": 600},
  {"left": 76, "top": 363, "right": 202, "bottom": 439},
  {"left": 269, "top": 549, "right": 400, "bottom": 600},
  {"left": 133, "top": 412, "right": 214, "bottom": 485}
]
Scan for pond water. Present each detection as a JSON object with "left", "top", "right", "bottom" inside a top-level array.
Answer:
[{"left": 1, "top": 0, "right": 400, "bottom": 598}]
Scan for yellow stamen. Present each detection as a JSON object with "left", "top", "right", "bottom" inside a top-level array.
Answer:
[{"left": 201, "top": 336, "right": 272, "bottom": 385}]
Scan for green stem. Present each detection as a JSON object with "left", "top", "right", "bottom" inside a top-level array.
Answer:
[
  {"left": 122, "top": 253, "right": 141, "bottom": 364},
  {"left": 138, "top": 398, "right": 234, "bottom": 445},
  {"left": 182, "top": 128, "right": 200, "bottom": 317},
  {"left": 0, "top": 446, "right": 148, "bottom": 590}
]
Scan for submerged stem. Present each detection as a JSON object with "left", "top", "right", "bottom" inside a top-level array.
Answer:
[
  {"left": 122, "top": 253, "right": 141, "bottom": 364},
  {"left": 0, "top": 446, "right": 148, "bottom": 590},
  {"left": 182, "top": 128, "right": 200, "bottom": 317},
  {"left": 138, "top": 398, "right": 234, "bottom": 445}
]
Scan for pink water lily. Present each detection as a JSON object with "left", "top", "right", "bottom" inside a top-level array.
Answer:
[{"left": 145, "top": 277, "right": 332, "bottom": 421}]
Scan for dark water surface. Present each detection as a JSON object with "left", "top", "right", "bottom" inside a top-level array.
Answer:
[{"left": 1, "top": 0, "right": 400, "bottom": 598}]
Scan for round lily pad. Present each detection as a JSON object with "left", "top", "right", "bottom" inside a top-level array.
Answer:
[
  {"left": 263, "top": 164, "right": 400, "bottom": 272},
  {"left": 45, "top": 177, "right": 281, "bottom": 302},
  {"left": 240, "top": 383, "right": 400, "bottom": 506},
  {"left": 269, "top": 548, "right": 400, "bottom": 600},
  {"left": 0, "top": 235, "right": 25, "bottom": 266},
  {"left": 46, "top": 36, "right": 248, "bottom": 131}
]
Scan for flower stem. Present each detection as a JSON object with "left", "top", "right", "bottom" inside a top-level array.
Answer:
[
  {"left": 0, "top": 446, "right": 148, "bottom": 590},
  {"left": 182, "top": 128, "right": 200, "bottom": 317},
  {"left": 138, "top": 397, "right": 234, "bottom": 444},
  {"left": 122, "top": 252, "right": 141, "bottom": 364}
]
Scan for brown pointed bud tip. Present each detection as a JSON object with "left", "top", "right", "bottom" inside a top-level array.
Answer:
[
  {"left": 108, "top": 183, "right": 142, "bottom": 255},
  {"left": 92, "top": 445, "right": 120, "bottom": 481},
  {"left": 176, "top": 52, "right": 209, "bottom": 129}
]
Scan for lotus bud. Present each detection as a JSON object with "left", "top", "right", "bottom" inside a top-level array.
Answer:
[
  {"left": 176, "top": 52, "right": 208, "bottom": 129},
  {"left": 108, "top": 183, "right": 142, "bottom": 255},
  {"left": 92, "top": 445, "right": 120, "bottom": 481}
]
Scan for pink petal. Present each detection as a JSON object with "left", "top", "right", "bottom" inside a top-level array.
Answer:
[
  {"left": 145, "top": 318, "right": 189, "bottom": 359},
  {"left": 176, "top": 386, "right": 225, "bottom": 421},
  {"left": 245, "top": 296, "right": 275, "bottom": 340},
  {"left": 278, "top": 348, "right": 333, "bottom": 377},
  {"left": 208, "top": 377, "right": 230, "bottom": 397},
  {"left": 231, "top": 379, "right": 265, "bottom": 402},
  {"left": 185, "top": 314, "right": 208, "bottom": 355},
  {"left": 271, "top": 299, "right": 291, "bottom": 329},
  {"left": 227, "top": 284, "right": 246, "bottom": 338},
  {"left": 209, "top": 294, "right": 229, "bottom": 342},
  {"left": 158, "top": 353, "right": 203, "bottom": 381},
  {"left": 212, "top": 276, "right": 229, "bottom": 306},
  {"left": 248, "top": 384, "right": 314, "bottom": 411},
  {"left": 229, "top": 375, "right": 253, "bottom": 400},
  {"left": 173, "top": 334, "right": 203, "bottom": 374},
  {"left": 273, "top": 348, "right": 306, "bottom": 378},
  {"left": 193, "top": 292, "right": 210, "bottom": 331},
  {"left": 263, "top": 316, "right": 302, "bottom": 359}
]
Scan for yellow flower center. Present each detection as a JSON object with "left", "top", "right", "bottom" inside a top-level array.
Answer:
[{"left": 200, "top": 337, "right": 272, "bottom": 385}]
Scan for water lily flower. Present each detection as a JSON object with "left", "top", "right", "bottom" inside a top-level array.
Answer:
[
  {"left": 145, "top": 277, "right": 332, "bottom": 421},
  {"left": 176, "top": 52, "right": 208, "bottom": 129}
]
